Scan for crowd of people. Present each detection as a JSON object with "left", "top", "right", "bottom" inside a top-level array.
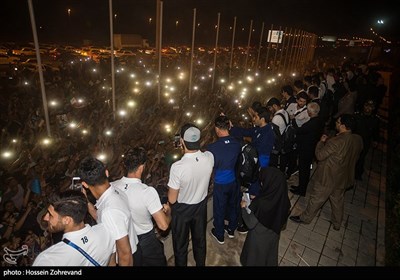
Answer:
[{"left": 0, "top": 48, "right": 387, "bottom": 266}]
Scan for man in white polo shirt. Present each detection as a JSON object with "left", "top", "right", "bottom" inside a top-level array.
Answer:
[
  {"left": 113, "top": 146, "right": 171, "bottom": 266},
  {"left": 168, "top": 123, "right": 214, "bottom": 266},
  {"left": 78, "top": 157, "right": 138, "bottom": 266},
  {"left": 33, "top": 190, "right": 114, "bottom": 266}
]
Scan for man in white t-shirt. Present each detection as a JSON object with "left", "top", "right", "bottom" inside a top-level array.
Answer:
[
  {"left": 78, "top": 157, "right": 138, "bottom": 266},
  {"left": 33, "top": 190, "right": 114, "bottom": 266},
  {"left": 168, "top": 123, "right": 214, "bottom": 266},
  {"left": 113, "top": 147, "right": 171, "bottom": 266}
]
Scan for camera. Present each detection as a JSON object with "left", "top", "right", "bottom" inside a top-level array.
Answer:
[
  {"left": 71, "top": 177, "right": 82, "bottom": 191},
  {"left": 173, "top": 134, "right": 181, "bottom": 149}
]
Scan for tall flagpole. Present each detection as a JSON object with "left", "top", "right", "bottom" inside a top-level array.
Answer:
[
  {"left": 228, "top": 16, "right": 236, "bottom": 81},
  {"left": 211, "top": 12, "right": 220, "bottom": 93},
  {"left": 109, "top": 0, "right": 116, "bottom": 119},
  {"left": 157, "top": 0, "right": 163, "bottom": 104},
  {"left": 278, "top": 27, "right": 287, "bottom": 72},
  {"left": 243, "top": 19, "right": 253, "bottom": 77},
  {"left": 283, "top": 27, "right": 292, "bottom": 74},
  {"left": 27, "top": 0, "right": 51, "bottom": 137},
  {"left": 255, "top": 22, "right": 264, "bottom": 71},
  {"left": 188, "top": 8, "right": 196, "bottom": 99},
  {"left": 272, "top": 26, "right": 282, "bottom": 72},
  {"left": 264, "top": 23, "right": 273, "bottom": 72}
]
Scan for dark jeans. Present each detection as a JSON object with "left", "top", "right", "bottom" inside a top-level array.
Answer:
[
  {"left": 133, "top": 229, "right": 167, "bottom": 266},
  {"left": 171, "top": 198, "right": 207, "bottom": 266},
  {"left": 213, "top": 181, "right": 240, "bottom": 238}
]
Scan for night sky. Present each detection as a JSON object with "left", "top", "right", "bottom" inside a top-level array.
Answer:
[{"left": 1, "top": 0, "right": 398, "bottom": 46}]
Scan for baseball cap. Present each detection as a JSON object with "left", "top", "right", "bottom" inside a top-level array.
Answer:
[{"left": 181, "top": 124, "right": 201, "bottom": 150}]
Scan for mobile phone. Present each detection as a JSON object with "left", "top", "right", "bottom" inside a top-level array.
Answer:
[
  {"left": 71, "top": 177, "right": 82, "bottom": 191},
  {"left": 173, "top": 134, "right": 181, "bottom": 149}
]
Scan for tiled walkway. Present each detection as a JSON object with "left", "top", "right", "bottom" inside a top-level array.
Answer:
[{"left": 165, "top": 122, "right": 387, "bottom": 266}]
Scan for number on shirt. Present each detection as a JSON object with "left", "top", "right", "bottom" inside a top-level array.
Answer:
[{"left": 81, "top": 236, "right": 88, "bottom": 244}]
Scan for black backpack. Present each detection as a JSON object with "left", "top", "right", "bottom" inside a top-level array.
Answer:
[
  {"left": 236, "top": 142, "right": 259, "bottom": 187},
  {"left": 272, "top": 113, "right": 297, "bottom": 155}
]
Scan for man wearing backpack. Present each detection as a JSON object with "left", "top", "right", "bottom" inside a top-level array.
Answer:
[
  {"left": 267, "top": 97, "right": 294, "bottom": 175},
  {"left": 230, "top": 107, "right": 275, "bottom": 197},
  {"left": 206, "top": 116, "right": 241, "bottom": 244},
  {"left": 230, "top": 107, "right": 275, "bottom": 234}
]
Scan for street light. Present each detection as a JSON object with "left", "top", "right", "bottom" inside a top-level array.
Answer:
[{"left": 67, "top": 8, "right": 71, "bottom": 17}]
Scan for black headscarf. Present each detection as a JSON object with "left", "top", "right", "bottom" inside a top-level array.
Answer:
[{"left": 249, "top": 167, "right": 291, "bottom": 235}]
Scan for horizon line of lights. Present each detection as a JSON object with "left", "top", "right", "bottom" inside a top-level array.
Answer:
[{"left": 370, "top": 28, "right": 391, "bottom": 44}]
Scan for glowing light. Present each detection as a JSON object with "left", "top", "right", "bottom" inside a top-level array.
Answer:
[
  {"left": 145, "top": 81, "right": 152, "bottom": 87},
  {"left": 82, "top": 130, "right": 88, "bottom": 135},
  {"left": 130, "top": 73, "right": 136, "bottom": 78},
  {"left": 2, "top": 151, "right": 12, "bottom": 158},
  {"left": 168, "top": 99, "right": 175, "bottom": 104},
  {"left": 278, "top": 73, "right": 282, "bottom": 77},
  {"left": 24, "top": 81, "right": 29, "bottom": 85},
  {"left": 49, "top": 100, "right": 58, "bottom": 106},
  {"left": 196, "top": 119, "right": 203, "bottom": 125},
  {"left": 93, "top": 68, "right": 98, "bottom": 72},
  {"left": 220, "top": 79, "right": 226, "bottom": 84},
  {"left": 69, "top": 122, "right": 77, "bottom": 129},
  {"left": 201, "top": 76, "right": 206, "bottom": 80},
  {"left": 105, "top": 130, "right": 112, "bottom": 136},
  {"left": 11, "top": 139, "right": 17, "bottom": 143},
  {"left": 127, "top": 100, "right": 136, "bottom": 107},
  {"left": 228, "top": 85, "right": 234, "bottom": 90},
  {"left": 133, "top": 88, "right": 140, "bottom": 93},
  {"left": 42, "top": 138, "right": 51, "bottom": 145},
  {"left": 186, "top": 112, "right": 192, "bottom": 117},
  {"left": 119, "top": 110, "right": 127, "bottom": 116},
  {"left": 238, "top": 80, "right": 243, "bottom": 85},
  {"left": 166, "top": 78, "right": 172, "bottom": 83},
  {"left": 256, "top": 87, "right": 262, "bottom": 92},
  {"left": 246, "top": 76, "right": 254, "bottom": 82},
  {"left": 292, "top": 73, "right": 296, "bottom": 77},
  {"left": 193, "top": 86, "right": 198, "bottom": 91},
  {"left": 173, "top": 154, "right": 178, "bottom": 159},
  {"left": 77, "top": 99, "right": 83, "bottom": 103},
  {"left": 97, "top": 153, "right": 107, "bottom": 161}
]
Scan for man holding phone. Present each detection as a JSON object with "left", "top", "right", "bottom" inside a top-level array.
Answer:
[{"left": 167, "top": 123, "right": 214, "bottom": 266}]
